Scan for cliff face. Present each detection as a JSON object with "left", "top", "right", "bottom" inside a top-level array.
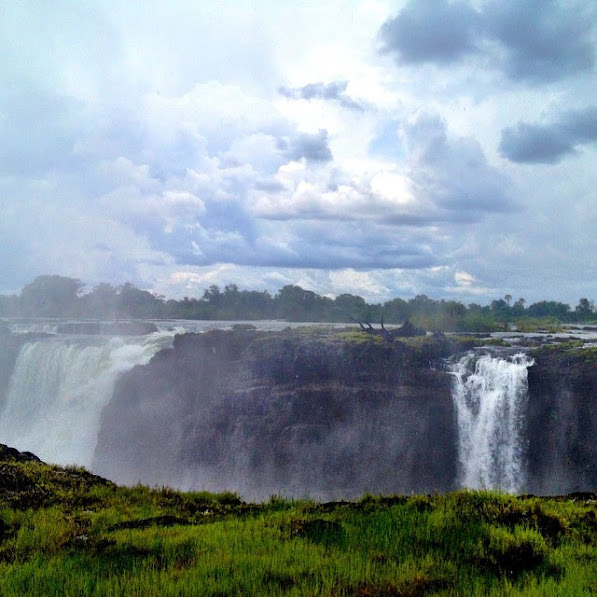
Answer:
[
  {"left": 91, "top": 330, "right": 597, "bottom": 498},
  {"left": 526, "top": 347, "right": 597, "bottom": 494},
  {"left": 93, "top": 329, "right": 458, "bottom": 499}
]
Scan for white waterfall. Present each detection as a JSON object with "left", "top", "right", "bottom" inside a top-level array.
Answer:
[
  {"left": 450, "top": 351, "right": 534, "bottom": 493},
  {"left": 0, "top": 331, "right": 176, "bottom": 467}
]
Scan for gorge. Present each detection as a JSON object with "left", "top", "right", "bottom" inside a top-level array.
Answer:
[{"left": 0, "top": 324, "right": 596, "bottom": 500}]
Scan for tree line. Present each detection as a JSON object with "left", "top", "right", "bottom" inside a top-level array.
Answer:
[{"left": 0, "top": 275, "right": 595, "bottom": 332}]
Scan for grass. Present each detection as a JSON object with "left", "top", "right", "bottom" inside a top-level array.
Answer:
[
  {"left": 0, "top": 459, "right": 596, "bottom": 596},
  {"left": 514, "top": 318, "right": 564, "bottom": 333}
]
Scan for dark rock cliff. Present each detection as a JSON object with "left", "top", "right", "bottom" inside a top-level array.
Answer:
[
  {"left": 526, "top": 347, "right": 597, "bottom": 494},
  {"left": 91, "top": 330, "right": 597, "bottom": 498},
  {"left": 93, "top": 329, "right": 458, "bottom": 499}
]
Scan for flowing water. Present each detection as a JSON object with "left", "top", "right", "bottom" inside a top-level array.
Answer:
[
  {"left": 0, "top": 332, "right": 177, "bottom": 466},
  {"left": 0, "top": 320, "right": 343, "bottom": 467},
  {"left": 449, "top": 351, "right": 534, "bottom": 493}
]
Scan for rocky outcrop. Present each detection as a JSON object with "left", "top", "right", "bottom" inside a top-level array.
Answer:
[
  {"left": 0, "top": 443, "right": 41, "bottom": 463},
  {"left": 93, "top": 330, "right": 459, "bottom": 500},
  {"left": 0, "top": 443, "right": 114, "bottom": 510}
]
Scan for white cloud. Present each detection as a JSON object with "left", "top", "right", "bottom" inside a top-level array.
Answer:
[
  {"left": 328, "top": 269, "right": 389, "bottom": 297},
  {"left": 0, "top": 0, "right": 595, "bottom": 306},
  {"left": 455, "top": 271, "right": 476, "bottom": 287}
]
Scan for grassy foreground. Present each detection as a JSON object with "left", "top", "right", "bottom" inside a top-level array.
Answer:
[{"left": 0, "top": 458, "right": 595, "bottom": 596}]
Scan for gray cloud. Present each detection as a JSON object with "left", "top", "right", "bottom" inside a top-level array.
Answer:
[
  {"left": 251, "top": 220, "right": 442, "bottom": 270},
  {"left": 279, "top": 81, "right": 365, "bottom": 112},
  {"left": 500, "top": 106, "right": 597, "bottom": 163},
  {"left": 379, "top": 0, "right": 481, "bottom": 65},
  {"left": 250, "top": 110, "right": 516, "bottom": 239},
  {"left": 559, "top": 106, "right": 597, "bottom": 142},
  {"left": 380, "top": 0, "right": 595, "bottom": 83},
  {"left": 288, "top": 130, "right": 333, "bottom": 162},
  {"left": 404, "top": 113, "right": 514, "bottom": 214},
  {"left": 484, "top": 0, "right": 595, "bottom": 83}
]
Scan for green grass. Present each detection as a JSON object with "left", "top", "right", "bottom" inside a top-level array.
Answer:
[
  {"left": 0, "top": 459, "right": 595, "bottom": 596},
  {"left": 514, "top": 317, "right": 564, "bottom": 333}
]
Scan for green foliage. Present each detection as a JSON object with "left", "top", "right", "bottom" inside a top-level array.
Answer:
[
  {"left": 0, "top": 458, "right": 595, "bottom": 596},
  {"left": 526, "top": 301, "right": 571, "bottom": 320},
  {"left": 2, "top": 275, "right": 597, "bottom": 327},
  {"left": 456, "top": 315, "right": 502, "bottom": 333},
  {"left": 575, "top": 298, "right": 595, "bottom": 319},
  {"left": 338, "top": 330, "right": 387, "bottom": 345},
  {"left": 19, "top": 276, "right": 84, "bottom": 318},
  {"left": 515, "top": 317, "right": 563, "bottom": 333},
  {"left": 475, "top": 525, "right": 549, "bottom": 578}
]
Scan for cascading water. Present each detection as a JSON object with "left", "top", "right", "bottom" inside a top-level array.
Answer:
[
  {"left": 0, "top": 331, "right": 176, "bottom": 467},
  {"left": 449, "top": 351, "right": 534, "bottom": 493}
]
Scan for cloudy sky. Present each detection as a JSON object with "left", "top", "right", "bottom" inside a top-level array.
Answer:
[{"left": 1, "top": 0, "right": 596, "bottom": 304}]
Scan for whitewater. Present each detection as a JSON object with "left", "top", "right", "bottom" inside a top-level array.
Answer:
[
  {"left": 0, "top": 320, "right": 339, "bottom": 468},
  {"left": 0, "top": 331, "right": 177, "bottom": 466},
  {"left": 449, "top": 351, "right": 534, "bottom": 493}
]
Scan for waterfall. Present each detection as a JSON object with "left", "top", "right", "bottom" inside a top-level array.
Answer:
[
  {"left": 449, "top": 351, "right": 534, "bottom": 493},
  {"left": 0, "top": 332, "right": 175, "bottom": 467}
]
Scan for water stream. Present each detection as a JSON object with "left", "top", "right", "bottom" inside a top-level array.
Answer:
[
  {"left": 0, "top": 332, "right": 176, "bottom": 466},
  {"left": 449, "top": 351, "right": 534, "bottom": 493}
]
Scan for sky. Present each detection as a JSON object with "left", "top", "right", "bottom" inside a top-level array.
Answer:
[{"left": 1, "top": 0, "right": 596, "bottom": 305}]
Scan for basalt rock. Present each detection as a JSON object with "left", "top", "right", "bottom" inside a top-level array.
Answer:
[
  {"left": 526, "top": 347, "right": 597, "bottom": 494},
  {"left": 0, "top": 444, "right": 41, "bottom": 463},
  {"left": 93, "top": 330, "right": 459, "bottom": 500},
  {"left": 91, "top": 330, "right": 597, "bottom": 498}
]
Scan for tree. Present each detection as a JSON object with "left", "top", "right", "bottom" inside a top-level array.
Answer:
[
  {"left": 467, "top": 303, "right": 489, "bottom": 316},
  {"left": 334, "top": 293, "right": 369, "bottom": 321},
  {"left": 490, "top": 298, "right": 509, "bottom": 314},
  {"left": 81, "top": 283, "right": 119, "bottom": 318},
  {"left": 442, "top": 300, "right": 467, "bottom": 319},
  {"left": 575, "top": 298, "right": 594, "bottom": 319},
  {"left": 237, "top": 290, "right": 273, "bottom": 319},
  {"left": 512, "top": 298, "right": 526, "bottom": 316},
  {"left": 526, "top": 301, "right": 571, "bottom": 320},
  {"left": 382, "top": 298, "right": 411, "bottom": 323},
  {"left": 275, "top": 285, "right": 328, "bottom": 321},
  {"left": 409, "top": 295, "right": 437, "bottom": 315},
  {"left": 20, "top": 275, "right": 84, "bottom": 317},
  {"left": 117, "top": 283, "right": 164, "bottom": 318},
  {"left": 202, "top": 285, "right": 222, "bottom": 306}
]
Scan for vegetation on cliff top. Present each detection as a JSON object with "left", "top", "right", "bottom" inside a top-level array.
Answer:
[
  {"left": 1, "top": 275, "right": 596, "bottom": 332},
  {"left": 0, "top": 447, "right": 595, "bottom": 596}
]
